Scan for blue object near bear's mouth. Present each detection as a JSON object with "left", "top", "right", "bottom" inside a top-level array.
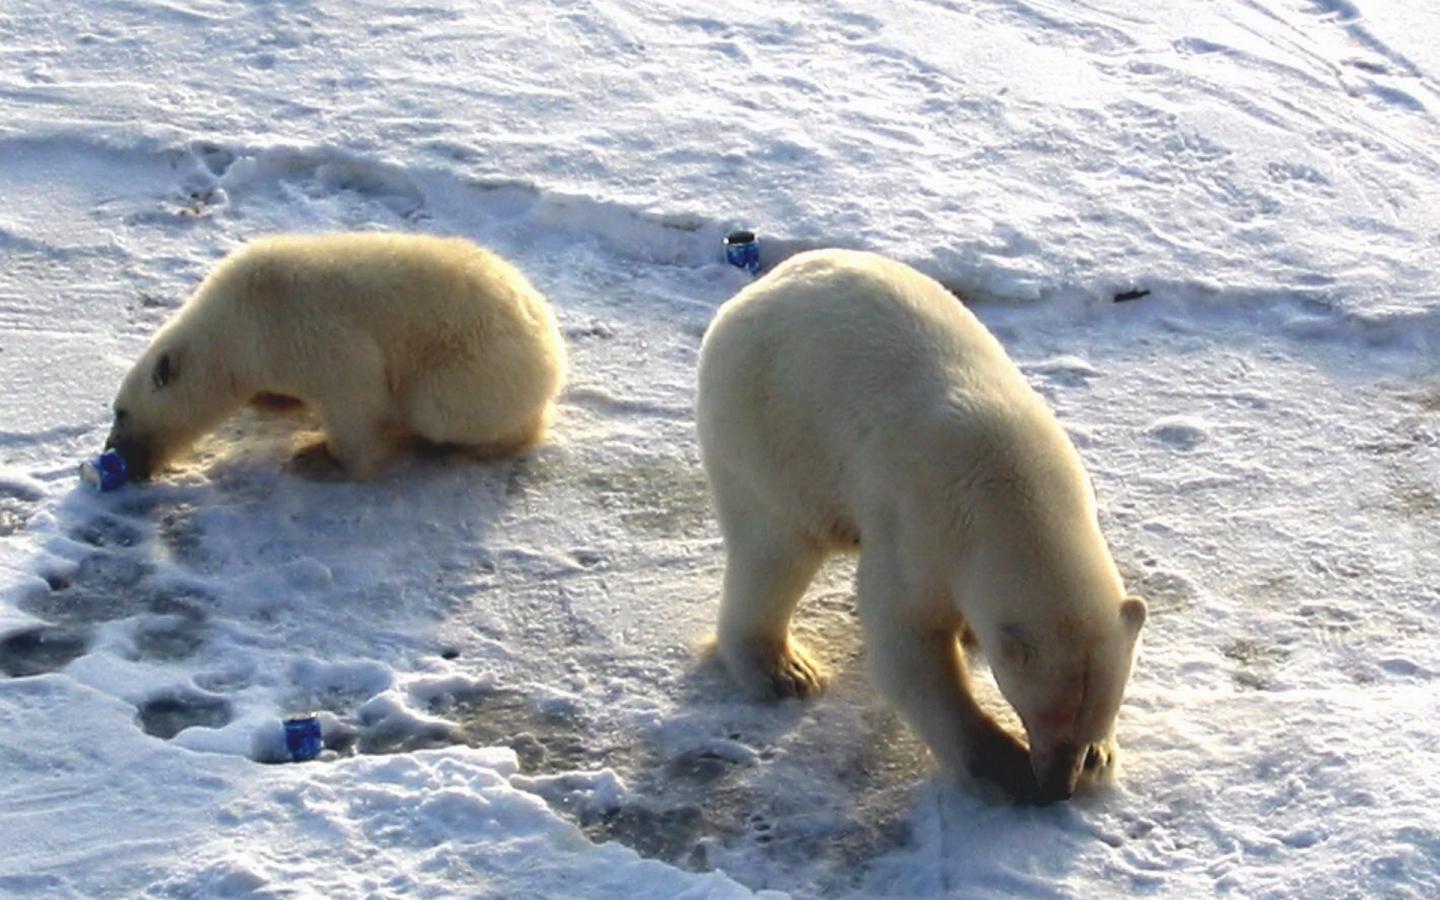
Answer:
[{"left": 79, "top": 449, "right": 129, "bottom": 491}]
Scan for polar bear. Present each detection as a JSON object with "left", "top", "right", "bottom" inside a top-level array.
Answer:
[
  {"left": 106, "top": 232, "right": 566, "bottom": 480},
  {"left": 696, "top": 249, "right": 1146, "bottom": 804}
]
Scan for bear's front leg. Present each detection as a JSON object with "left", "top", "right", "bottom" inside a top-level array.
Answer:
[
  {"left": 857, "top": 550, "right": 1038, "bottom": 802},
  {"left": 291, "top": 428, "right": 389, "bottom": 481},
  {"left": 712, "top": 488, "right": 827, "bottom": 699},
  {"left": 290, "top": 438, "right": 348, "bottom": 481},
  {"left": 313, "top": 411, "right": 393, "bottom": 480}
]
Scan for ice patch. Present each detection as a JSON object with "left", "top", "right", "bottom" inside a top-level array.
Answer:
[
  {"left": 1025, "top": 354, "right": 1103, "bottom": 387},
  {"left": 3, "top": 0, "right": 1440, "bottom": 895},
  {"left": 355, "top": 691, "right": 466, "bottom": 754},
  {"left": 512, "top": 768, "right": 628, "bottom": 820},
  {"left": 1146, "top": 415, "right": 1211, "bottom": 450},
  {"left": 290, "top": 656, "right": 393, "bottom": 700}
]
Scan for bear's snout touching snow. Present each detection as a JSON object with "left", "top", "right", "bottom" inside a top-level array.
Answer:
[
  {"left": 107, "top": 232, "right": 567, "bottom": 480},
  {"left": 695, "top": 249, "right": 1146, "bottom": 804}
]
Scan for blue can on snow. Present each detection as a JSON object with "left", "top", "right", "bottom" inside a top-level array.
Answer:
[
  {"left": 724, "top": 230, "right": 761, "bottom": 275},
  {"left": 284, "top": 714, "right": 323, "bottom": 762},
  {"left": 78, "top": 449, "right": 129, "bottom": 492}
]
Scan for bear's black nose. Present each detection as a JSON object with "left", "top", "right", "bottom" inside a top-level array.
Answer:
[
  {"left": 104, "top": 436, "right": 153, "bottom": 482},
  {"left": 1033, "top": 742, "right": 1083, "bottom": 805}
]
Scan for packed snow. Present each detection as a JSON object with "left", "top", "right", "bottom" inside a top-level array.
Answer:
[{"left": 2, "top": 0, "right": 1438, "bottom": 897}]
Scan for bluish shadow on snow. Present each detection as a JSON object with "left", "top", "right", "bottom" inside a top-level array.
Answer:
[{"left": 3, "top": 401, "right": 533, "bottom": 757}]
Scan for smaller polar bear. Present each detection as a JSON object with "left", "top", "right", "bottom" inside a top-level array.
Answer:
[
  {"left": 696, "top": 249, "right": 1146, "bottom": 804},
  {"left": 106, "top": 232, "right": 566, "bottom": 480}
]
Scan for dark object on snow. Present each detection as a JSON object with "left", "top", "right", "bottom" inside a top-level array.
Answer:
[
  {"left": 724, "top": 230, "right": 761, "bottom": 275},
  {"left": 1113, "top": 288, "right": 1151, "bottom": 303},
  {"left": 79, "top": 449, "right": 129, "bottom": 492},
  {"left": 284, "top": 714, "right": 324, "bottom": 762}
]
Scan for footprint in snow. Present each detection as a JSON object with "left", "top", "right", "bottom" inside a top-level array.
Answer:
[
  {"left": 0, "top": 625, "right": 91, "bottom": 677},
  {"left": 136, "top": 689, "right": 233, "bottom": 739}
]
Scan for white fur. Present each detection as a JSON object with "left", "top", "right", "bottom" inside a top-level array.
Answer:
[
  {"left": 108, "top": 232, "right": 567, "bottom": 479},
  {"left": 696, "top": 249, "right": 1145, "bottom": 802}
]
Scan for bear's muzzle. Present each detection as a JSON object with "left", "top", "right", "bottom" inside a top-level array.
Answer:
[
  {"left": 104, "top": 429, "right": 154, "bottom": 482},
  {"left": 1031, "top": 741, "right": 1085, "bottom": 804}
]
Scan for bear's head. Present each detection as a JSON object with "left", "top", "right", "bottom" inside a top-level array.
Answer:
[
  {"left": 107, "top": 328, "right": 240, "bottom": 481},
  {"left": 985, "top": 595, "right": 1147, "bottom": 804}
]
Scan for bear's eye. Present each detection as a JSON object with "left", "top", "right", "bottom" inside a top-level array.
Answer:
[
  {"left": 1000, "top": 624, "right": 1038, "bottom": 668},
  {"left": 152, "top": 353, "right": 175, "bottom": 390}
]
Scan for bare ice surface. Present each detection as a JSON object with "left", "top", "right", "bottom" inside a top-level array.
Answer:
[{"left": 2, "top": 1, "right": 1439, "bottom": 897}]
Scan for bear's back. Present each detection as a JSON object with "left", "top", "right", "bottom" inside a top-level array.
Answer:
[
  {"left": 701, "top": 249, "right": 1030, "bottom": 443},
  {"left": 698, "top": 249, "right": 1084, "bottom": 538},
  {"left": 199, "top": 233, "right": 541, "bottom": 338}
]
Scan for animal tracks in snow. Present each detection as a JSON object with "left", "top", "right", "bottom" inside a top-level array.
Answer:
[{"left": 0, "top": 624, "right": 90, "bottom": 677}]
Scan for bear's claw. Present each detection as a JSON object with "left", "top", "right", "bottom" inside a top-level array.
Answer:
[
  {"left": 764, "top": 642, "right": 825, "bottom": 699},
  {"left": 1081, "top": 739, "right": 1117, "bottom": 780},
  {"left": 725, "top": 638, "right": 826, "bottom": 700}
]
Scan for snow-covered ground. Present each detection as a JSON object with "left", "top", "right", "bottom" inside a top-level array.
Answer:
[{"left": 2, "top": 0, "right": 1438, "bottom": 896}]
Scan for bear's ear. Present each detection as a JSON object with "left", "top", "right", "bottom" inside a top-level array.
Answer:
[
  {"left": 152, "top": 350, "right": 179, "bottom": 390},
  {"left": 1121, "top": 595, "right": 1148, "bottom": 635},
  {"left": 999, "top": 624, "right": 1037, "bottom": 668}
]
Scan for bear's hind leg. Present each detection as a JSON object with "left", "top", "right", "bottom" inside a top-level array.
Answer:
[
  {"left": 403, "top": 354, "right": 552, "bottom": 460},
  {"left": 463, "top": 411, "right": 547, "bottom": 461},
  {"left": 857, "top": 549, "right": 1038, "bottom": 802},
  {"left": 712, "top": 476, "right": 826, "bottom": 699}
]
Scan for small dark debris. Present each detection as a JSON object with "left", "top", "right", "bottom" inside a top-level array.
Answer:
[{"left": 1113, "top": 288, "right": 1151, "bottom": 303}]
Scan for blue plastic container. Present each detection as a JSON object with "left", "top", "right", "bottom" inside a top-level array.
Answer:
[
  {"left": 724, "top": 230, "right": 761, "bottom": 275},
  {"left": 78, "top": 449, "right": 129, "bottom": 492},
  {"left": 283, "top": 714, "right": 324, "bottom": 762}
]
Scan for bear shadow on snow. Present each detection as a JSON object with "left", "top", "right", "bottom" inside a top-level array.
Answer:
[
  {"left": 436, "top": 579, "right": 929, "bottom": 890},
  {"left": 630, "top": 582, "right": 1121, "bottom": 892},
  {"left": 8, "top": 416, "right": 536, "bottom": 749}
]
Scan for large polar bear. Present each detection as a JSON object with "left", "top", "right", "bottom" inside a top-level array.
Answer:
[
  {"left": 106, "top": 232, "right": 566, "bottom": 480},
  {"left": 696, "top": 249, "right": 1146, "bottom": 804}
]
